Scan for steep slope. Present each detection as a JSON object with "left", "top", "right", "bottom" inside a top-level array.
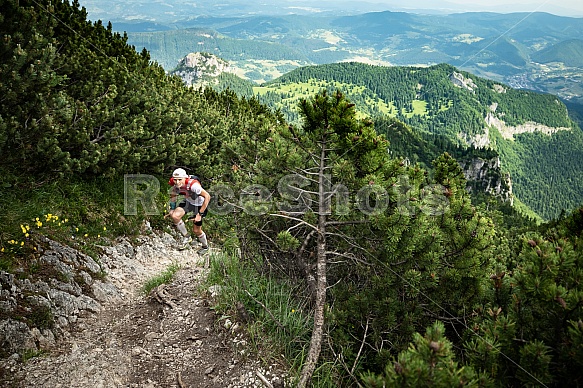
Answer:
[
  {"left": 531, "top": 39, "right": 583, "bottom": 67},
  {"left": 251, "top": 62, "right": 582, "bottom": 219},
  {"left": 0, "top": 234, "right": 286, "bottom": 387},
  {"left": 375, "top": 117, "right": 513, "bottom": 205}
]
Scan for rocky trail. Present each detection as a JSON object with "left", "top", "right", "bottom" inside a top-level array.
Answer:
[{"left": 0, "top": 231, "right": 286, "bottom": 387}]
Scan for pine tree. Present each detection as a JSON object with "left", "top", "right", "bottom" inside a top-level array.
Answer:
[
  {"left": 329, "top": 151, "right": 497, "bottom": 381},
  {"left": 361, "top": 321, "right": 486, "bottom": 387},
  {"left": 231, "top": 89, "right": 390, "bottom": 386},
  {"left": 0, "top": 0, "right": 67, "bottom": 174},
  {"left": 466, "top": 207, "right": 583, "bottom": 386}
]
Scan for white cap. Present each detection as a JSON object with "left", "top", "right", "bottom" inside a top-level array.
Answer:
[{"left": 172, "top": 168, "right": 188, "bottom": 178}]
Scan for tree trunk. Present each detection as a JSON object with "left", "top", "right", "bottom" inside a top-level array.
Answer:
[
  {"left": 298, "top": 229, "right": 326, "bottom": 387},
  {"left": 297, "top": 136, "right": 329, "bottom": 388}
]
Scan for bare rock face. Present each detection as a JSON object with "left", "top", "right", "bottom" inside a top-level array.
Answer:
[
  {"left": 485, "top": 111, "right": 571, "bottom": 140},
  {"left": 170, "top": 52, "right": 236, "bottom": 87},
  {"left": 450, "top": 71, "right": 477, "bottom": 93},
  {"left": 0, "top": 233, "right": 183, "bottom": 359},
  {"left": 460, "top": 156, "right": 513, "bottom": 204},
  {"left": 181, "top": 52, "right": 230, "bottom": 74},
  {"left": 0, "top": 238, "right": 109, "bottom": 357}
]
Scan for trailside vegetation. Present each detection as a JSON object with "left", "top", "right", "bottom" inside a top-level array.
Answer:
[{"left": 2, "top": 1, "right": 583, "bottom": 387}]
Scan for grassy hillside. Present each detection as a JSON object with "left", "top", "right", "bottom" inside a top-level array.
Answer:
[
  {"left": 245, "top": 62, "right": 583, "bottom": 219},
  {"left": 258, "top": 62, "right": 573, "bottom": 131}
]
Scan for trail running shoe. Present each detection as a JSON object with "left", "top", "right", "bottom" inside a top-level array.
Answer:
[
  {"left": 178, "top": 236, "right": 192, "bottom": 250},
  {"left": 197, "top": 246, "right": 209, "bottom": 255}
]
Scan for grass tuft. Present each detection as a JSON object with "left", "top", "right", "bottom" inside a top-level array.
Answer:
[
  {"left": 141, "top": 263, "right": 181, "bottom": 295},
  {"left": 203, "top": 250, "right": 317, "bottom": 382}
]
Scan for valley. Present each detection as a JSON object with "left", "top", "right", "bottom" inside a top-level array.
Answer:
[
  {"left": 80, "top": 3, "right": 583, "bottom": 219},
  {"left": 113, "top": 10, "right": 583, "bottom": 107}
]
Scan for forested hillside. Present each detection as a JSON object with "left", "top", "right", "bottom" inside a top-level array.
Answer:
[
  {"left": 2, "top": 1, "right": 583, "bottom": 387},
  {"left": 531, "top": 39, "right": 583, "bottom": 68},
  {"left": 249, "top": 62, "right": 583, "bottom": 220},
  {"left": 0, "top": 0, "right": 282, "bottom": 180},
  {"left": 262, "top": 62, "right": 573, "bottom": 134}
]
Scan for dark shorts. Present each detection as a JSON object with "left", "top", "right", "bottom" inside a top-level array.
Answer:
[{"left": 178, "top": 201, "right": 207, "bottom": 226}]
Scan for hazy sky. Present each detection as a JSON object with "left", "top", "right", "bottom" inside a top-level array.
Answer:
[
  {"left": 447, "top": 0, "right": 582, "bottom": 12},
  {"left": 368, "top": 0, "right": 583, "bottom": 16},
  {"left": 80, "top": 0, "right": 583, "bottom": 20}
]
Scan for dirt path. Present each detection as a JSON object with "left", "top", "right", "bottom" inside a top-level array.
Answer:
[{"left": 2, "top": 232, "right": 286, "bottom": 387}]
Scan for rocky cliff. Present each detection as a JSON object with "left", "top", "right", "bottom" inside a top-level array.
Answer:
[
  {"left": 0, "top": 232, "right": 187, "bottom": 359},
  {"left": 459, "top": 156, "right": 513, "bottom": 204},
  {"left": 169, "top": 52, "right": 236, "bottom": 87}
]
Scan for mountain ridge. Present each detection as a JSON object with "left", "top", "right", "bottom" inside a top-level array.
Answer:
[
  {"left": 120, "top": 10, "right": 583, "bottom": 105},
  {"left": 531, "top": 39, "right": 583, "bottom": 67},
  {"left": 181, "top": 58, "right": 581, "bottom": 220}
]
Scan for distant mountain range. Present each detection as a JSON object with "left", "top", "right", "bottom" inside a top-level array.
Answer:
[
  {"left": 83, "top": 0, "right": 583, "bottom": 21},
  {"left": 113, "top": 10, "right": 583, "bottom": 106},
  {"left": 531, "top": 39, "right": 583, "bottom": 67}
]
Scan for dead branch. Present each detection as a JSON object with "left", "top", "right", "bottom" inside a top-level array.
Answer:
[
  {"left": 324, "top": 251, "right": 369, "bottom": 265},
  {"left": 351, "top": 316, "right": 370, "bottom": 375},
  {"left": 325, "top": 220, "right": 369, "bottom": 226},
  {"left": 256, "top": 371, "right": 274, "bottom": 388},
  {"left": 297, "top": 230, "right": 316, "bottom": 261},
  {"left": 294, "top": 230, "right": 315, "bottom": 285},
  {"left": 177, "top": 371, "right": 185, "bottom": 388},
  {"left": 254, "top": 227, "right": 278, "bottom": 247},
  {"left": 269, "top": 213, "right": 319, "bottom": 232},
  {"left": 325, "top": 277, "right": 343, "bottom": 290},
  {"left": 149, "top": 284, "right": 178, "bottom": 309},
  {"left": 325, "top": 331, "right": 364, "bottom": 388}
]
